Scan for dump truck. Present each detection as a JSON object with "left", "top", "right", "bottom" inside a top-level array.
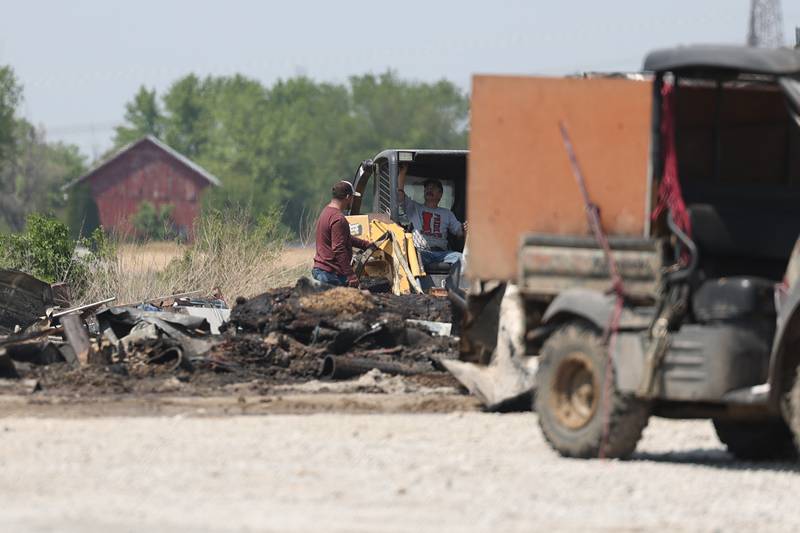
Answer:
[
  {"left": 346, "top": 149, "right": 468, "bottom": 295},
  {"left": 448, "top": 44, "right": 800, "bottom": 460}
]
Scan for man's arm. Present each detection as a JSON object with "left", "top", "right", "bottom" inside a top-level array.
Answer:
[
  {"left": 330, "top": 217, "right": 357, "bottom": 281},
  {"left": 352, "top": 236, "right": 370, "bottom": 250},
  {"left": 448, "top": 210, "right": 465, "bottom": 238},
  {"left": 397, "top": 163, "right": 408, "bottom": 204}
]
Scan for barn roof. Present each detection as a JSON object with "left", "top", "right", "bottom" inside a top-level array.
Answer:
[{"left": 63, "top": 135, "right": 221, "bottom": 190}]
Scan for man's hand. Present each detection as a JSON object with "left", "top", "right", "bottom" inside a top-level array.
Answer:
[{"left": 347, "top": 277, "right": 360, "bottom": 288}]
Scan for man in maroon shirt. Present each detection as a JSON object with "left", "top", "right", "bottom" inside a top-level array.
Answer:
[{"left": 312, "top": 180, "right": 371, "bottom": 287}]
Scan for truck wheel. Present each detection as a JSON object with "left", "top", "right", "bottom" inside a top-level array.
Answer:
[
  {"left": 535, "top": 323, "right": 650, "bottom": 459},
  {"left": 713, "top": 419, "right": 797, "bottom": 461}
]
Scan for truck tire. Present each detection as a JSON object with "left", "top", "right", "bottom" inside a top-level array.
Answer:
[
  {"left": 535, "top": 323, "right": 650, "bottom": 459},
  {"left": 713, "top": 419, "right": 797, "bottom": 461}
]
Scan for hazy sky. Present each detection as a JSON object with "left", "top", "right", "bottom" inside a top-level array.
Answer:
[{"left": 1, "top": 0, "right": 798, "bottom": 159}]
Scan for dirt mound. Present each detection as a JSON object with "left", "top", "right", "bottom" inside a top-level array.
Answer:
[
  {"left": 298, "top": 287, "right": 374, "bottom": 315},
  {"left": 215, "top": 279, "right": 457, "bottom": 380}
]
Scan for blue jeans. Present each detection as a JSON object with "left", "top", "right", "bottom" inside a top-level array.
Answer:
[
  {"left": 312, "top": 268, "right": 348, "bottom": 286},
  {"left": 420, "top": 250, "right": 463, "bottom": 269}
]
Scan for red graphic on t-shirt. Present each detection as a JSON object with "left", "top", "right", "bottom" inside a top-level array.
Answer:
[{"left": 421, "top": 211, "right": 442, "bottom": 237}]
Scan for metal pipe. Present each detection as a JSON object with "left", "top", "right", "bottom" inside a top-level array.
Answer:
[
  {"left": 319, "top": 355, "right": 428, "bottom": 380},
  {"left": 52, "top": 296, "right": 116, "bottom": 318},
  {"left": 446, "top": 288, "right": 467, "bottom": 314}
]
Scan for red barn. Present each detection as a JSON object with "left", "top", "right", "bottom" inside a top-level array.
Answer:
[{"left": 68, "top": 135, "right": 220, "bottom": 238}]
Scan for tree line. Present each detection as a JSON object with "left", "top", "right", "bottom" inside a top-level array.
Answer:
[
  {"left": 0, "top": 66, "right": 470, "bottom": 236},
  {"left": 0, "top": 66, "right": 86, "bottom": 233}
]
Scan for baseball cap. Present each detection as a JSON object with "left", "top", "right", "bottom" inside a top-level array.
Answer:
[{"left": 332, "top": 180, "right": 361, "bottom": 199}]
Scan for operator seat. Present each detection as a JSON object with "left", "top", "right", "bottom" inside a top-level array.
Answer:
[{"left": 687, "top": 204, "right": 777, "bottom": 322}]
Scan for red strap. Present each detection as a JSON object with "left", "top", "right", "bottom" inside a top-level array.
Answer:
[
  {"left": 558, "top": 122, "right": 625, "bottom": 301},
  {"left": 559, "top": 122, "right": 625, "bottom": 459},
  {"left": 652, "top": 83, "right": 691, "bottom": 238}
]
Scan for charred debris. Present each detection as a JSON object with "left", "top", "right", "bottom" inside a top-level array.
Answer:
[{"left": 0, "top": 270, "right": 458, "bottom": 394}]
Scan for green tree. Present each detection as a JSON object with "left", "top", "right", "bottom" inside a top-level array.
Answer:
[
  {"left": 0, "top": 119, "right": 87, "bottom": 231},
  {"left": 115, "top": 70, "right": 469, "bottom": 234},
  {"left": 162, "top": 74, "right": 211, "bottom": 158},
  {"left": 113, "top": 85, "right": 164, "bottom": 146},
  {"left": 0, "top": 66, "right": 21, "bottom": 164}
]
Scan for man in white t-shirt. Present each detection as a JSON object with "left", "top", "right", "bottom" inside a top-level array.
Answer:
[{"left": 397, "top": 164, "right": 467, "bottom": 271}]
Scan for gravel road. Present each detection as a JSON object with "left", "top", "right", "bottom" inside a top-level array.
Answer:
[{"left": 1, "top": 412, "right": 798, "bottom": 532}]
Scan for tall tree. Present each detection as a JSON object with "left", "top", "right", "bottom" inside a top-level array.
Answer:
[
  {"left": 115, "top": 70, "right": 469, "bottom": 233},
  {"left": 113, "top": 85, "right": 164, "bottom": 146},
  {"left": 1, "top": 120, "right": 86, "bottom": 231},
  {"left": 162, "top": 74, "right": 211, "bottom": 158},
  {"left": 0, "top": 66, "right": 22, "bottom": 167}
]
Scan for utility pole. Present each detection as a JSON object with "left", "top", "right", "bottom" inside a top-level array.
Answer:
[{"left": 747, "top": 0, "right": 784, "bottom": 48}]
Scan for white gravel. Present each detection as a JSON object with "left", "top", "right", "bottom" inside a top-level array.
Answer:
[{"left": 0, "top": 413, "right": 798, "bottom": 532}]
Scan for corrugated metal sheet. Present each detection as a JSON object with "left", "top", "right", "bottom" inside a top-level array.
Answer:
[{"left": 0, "top": 270, "right": 53, "bottom": 334}]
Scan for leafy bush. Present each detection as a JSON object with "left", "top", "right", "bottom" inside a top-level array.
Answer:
[
  {"left": 0, "top": 213, "right": 76, "bottom": 282},
  {"left": 0, "top": 214, "right": 112, "bottom": 297},
  {"left": 132, "top": 201, "right": 176, "bottom": 240}
]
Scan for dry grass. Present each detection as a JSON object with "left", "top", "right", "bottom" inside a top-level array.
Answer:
[
  {"left": 117, "top": 242, "right": 186, "bottom": 274},
  {"left": 77, "top": 210, "right": 315, "bottom": 306}
]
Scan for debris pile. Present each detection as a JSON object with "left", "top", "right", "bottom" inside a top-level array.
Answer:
[
  {"left": 0, "top": 271, "right": 459, "bottom": 395},
  {"left": 216, "top": 277, "right": 456, "bottom": 381}
]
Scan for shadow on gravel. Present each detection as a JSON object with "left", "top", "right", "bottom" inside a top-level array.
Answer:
[{"left": 631, "top": 450, "right": 800, "bottom": 472}]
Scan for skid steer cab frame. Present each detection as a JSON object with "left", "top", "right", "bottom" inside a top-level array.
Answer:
[
  {"left": 346, "top": 149, "right": 468, "bottom": 295},
  {"left": 465, "top": 45, "right": 800, "bottom": 460}
]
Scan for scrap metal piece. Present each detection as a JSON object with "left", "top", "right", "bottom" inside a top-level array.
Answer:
[
  {"left": 319, "top": 355, "right": 430, "bottom": 380},
  {"left": 405, "top": 319, "right": 452, "bottom": 337},
  {"left": 5, "top": 341, "right": 64, "bottom": 365},
  {"left": 52, "top": 297, "right": 116, "bottom": 318},
  {"left": 0, "top": 378, "right": 39, "bottom": 394},
  {"left": 0, "top": 348, "right": 19, "bottom": 379},
  {"left": 60, "top": 313, "right": 92, "bottom": 365},
  {"left": 443, "top": 283, "right": 538, "bottom": 410},
  {"left": 0, "top": 270, "right": 54, "bottom": 334},
  {"left": 122, "top": 289, "right": 203, "bottom": 308},
  {"left": 174, "top": 307, "right": 230, "bottom": 334},
  {"left": 100, "top": 306, "right": 211, "bottom": 332},
  {"left": 0, "top": 326, "right": 64, "bottom": 348}
]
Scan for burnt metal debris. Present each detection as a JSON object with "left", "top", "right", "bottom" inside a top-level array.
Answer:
[{"left": 0, "top": 271, "right": 459, "bottom": 395}]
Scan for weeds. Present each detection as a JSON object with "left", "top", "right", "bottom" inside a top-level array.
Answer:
[{"left": 78, "top": 207, "right": 298, "bottom": 305}]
